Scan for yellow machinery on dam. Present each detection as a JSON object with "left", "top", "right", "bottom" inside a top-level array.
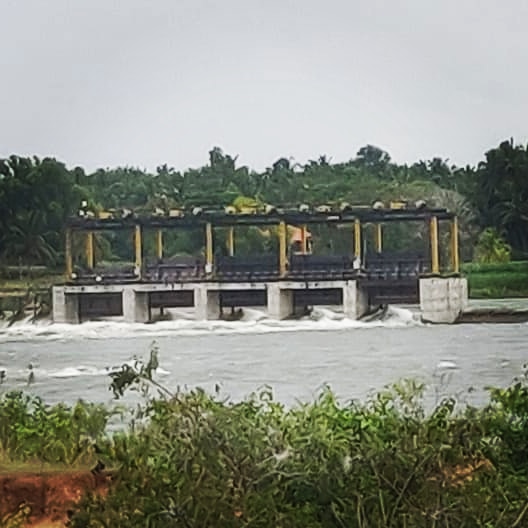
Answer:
[{"left": 52, "top": 202, "right": 467, "bottom": 324}]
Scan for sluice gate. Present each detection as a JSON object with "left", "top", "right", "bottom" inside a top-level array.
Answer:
[
  {"left": 78, "top": 292, "right": 122, "bottom": 320},
  {"left": 53, "top": 205, "right": 468, "bottom": 324}
]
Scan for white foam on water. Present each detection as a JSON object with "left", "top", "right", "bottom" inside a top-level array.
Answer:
[
  {"left": 0, "top": 305, "right": 422, "bottom": 343},
  {"left": 49, "top": 366, "right": 102, "bottom": 378},
  {"left": 436, "top": 360, "right": 458, "bottom": 370},
  {"left": 47, "top": 364, "right": 171, "bottom": 379},
  {"left": 0, "top": 361, "right": 172, "bottom": 382}
]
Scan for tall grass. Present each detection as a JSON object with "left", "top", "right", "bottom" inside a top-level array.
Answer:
[{"left": 462, "top": 260, "right": 528, "bottom": 298}]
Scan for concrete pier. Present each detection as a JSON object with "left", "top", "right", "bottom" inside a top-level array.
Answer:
[
  {"left": 343, "top": 281, "right": 369, "bottom": 320},
  {"left": 122, "top": 289, "right": 150, "bottom": 323},
  {"left": 52, "top": 288, "right": 79, "bottom": 324},
  {"left": 419, "top": 277, "right": 468, "bottom": 323},
  {"left": 267, "top": 284, "right": 294, "bottom": 320},
  {"left": 194, "top": 285, "right": 220, "bottom": 321}
]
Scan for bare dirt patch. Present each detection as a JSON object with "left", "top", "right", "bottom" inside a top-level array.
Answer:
[{"left": 0, "top": 469, "right": 110, "bottom": 527}]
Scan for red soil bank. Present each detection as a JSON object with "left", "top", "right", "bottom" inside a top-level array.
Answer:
[{"left": 0, "top": 470, "right": 110, "bottom": 527}]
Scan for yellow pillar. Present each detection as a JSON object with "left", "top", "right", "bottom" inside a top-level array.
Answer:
[
  {"left": 85, "top": 231, "right": 95, "bottom": 269},
  {"left": 65, "top": 228, "right": 73, "bottom": 279},
  {"left": 227, "top": 226, "right": 234, "bottom": 256},
  {"left": 451, "top": 216, "right": 460, "bottom": 273},
  {"left": 354, "top": 219, "right": 362, "bottom": 258},
  {"left": 430, "top": 216, "right": 439, "bottom": 274},
  {"left": 375, "top": 223, "right": 382, "bottom": 253},
  {"left": 278, "top": 220, "right": 288, "bottom": 276},
  {"left": 134, "top": 225, "right": 142, "bottom": 274},
  {"left": 156, "top": 229, "right": 163, "bottom": 260},
  {"left": 205, "top": 222, "right": 214, "bottom": 271},
  {"left": 301, "top": 224, "right": 307, "bottom": 255}
]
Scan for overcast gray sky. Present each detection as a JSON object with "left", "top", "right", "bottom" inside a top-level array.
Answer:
[{"left": 1, "top": 0, "right": 527, "bottom": 172}]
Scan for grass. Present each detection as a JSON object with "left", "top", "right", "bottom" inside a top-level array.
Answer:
[{"left": 462, "top": 260, "right": 528, "bottom": 298}]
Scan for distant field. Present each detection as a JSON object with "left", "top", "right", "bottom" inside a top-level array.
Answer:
[{"left": 462, "top": 260, "right": 528, "bottom": 298}]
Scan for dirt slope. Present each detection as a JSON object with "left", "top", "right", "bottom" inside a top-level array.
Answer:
[{"left": 0, "top": 470, "right": 110, "bottom": 527}]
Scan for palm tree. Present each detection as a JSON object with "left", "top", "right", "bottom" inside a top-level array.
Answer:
[{"left": 2, "top": 210, "right": 58, "bottom": 267}]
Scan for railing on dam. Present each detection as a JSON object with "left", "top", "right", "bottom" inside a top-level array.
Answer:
[
  {"left": 65, "top": 205, "right": 460, "bottom": 287},
  {"left": 364, "top": 251, "right": 430, "bottom": 280},
  {"left": 70, "top": 251, "right": 429, "bottom": 285}
]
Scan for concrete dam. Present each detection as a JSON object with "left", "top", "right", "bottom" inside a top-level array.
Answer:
[{"left": 52, "top": 203, "right": 467, "bottom": 324}]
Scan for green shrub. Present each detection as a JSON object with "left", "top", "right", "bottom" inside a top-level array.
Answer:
[
  {"left": 0, "top": 392, "right": 109, "bottom": 465},
  {"left": 5, "top": 348, "right": 528, "bottom": 526},
  {"left": 474, "top": 228, "right": 512, "bottom": 264},
  {"left": 68, "top": 354, "right": 528, "bottom": 527}
]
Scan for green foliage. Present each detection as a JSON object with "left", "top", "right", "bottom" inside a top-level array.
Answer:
[
  {"left": 3, "top": 139, "right": 528, "bottom": 266},
  {"left": 462, "top": 260, "right": 528, "bottom": 274},
  {"left": 0, "top": 155, "right": 81, "bottom": 266},
  {"left": 474, "top": 140, "right": 528, "bottom": 255},
  {"left": 474, "top": 228, "right": 512, "bottom": 264},
  {"left": 0, "top": 392, "right": 109, "bottom": 465},
  {"left": 462, "top": 260, "right": 528, "bottom": 298},
  {"left": 4, "top": 345, "right": 528, "bottom": 525},
  {"left": 62, "top": 351, "right": 528, "bottom": 527},
  {"left": 1, "top": 504, "right": 31, "bottom": 528}
]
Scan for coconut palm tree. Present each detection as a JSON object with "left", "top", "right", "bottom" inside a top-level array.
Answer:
[{"left": 2, "top": 210, "right": 58, "bottom": 267}]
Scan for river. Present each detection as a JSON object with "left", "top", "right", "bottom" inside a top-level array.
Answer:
[{"left": 0, "top": 300, "right": 527, "bottom": 410}]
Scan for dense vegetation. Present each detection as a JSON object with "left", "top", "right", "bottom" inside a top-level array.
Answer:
[
  {"left": 1, "top": 139, "right": 528, "bottom": 269},
  {"left": 2, "top": 349, "right": 528, "bottom": 526},
  {"left": 462, "top": 260, "right": 528, "bottom": 298}
]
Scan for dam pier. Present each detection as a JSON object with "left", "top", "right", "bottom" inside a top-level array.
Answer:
[{"left": 52, "top": 204, "right": 468, "bottom": 324}]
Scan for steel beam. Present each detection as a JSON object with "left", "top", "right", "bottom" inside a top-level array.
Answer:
[
  {"left": 451, "top": 216, "right": 459, "bottom": 273},
  {"left": 65, "top": 228, "right": 73, "bottom": 280},
  {"left": 85, "top": 231, "right": 95, "bottom": 269},
  {"left": 278, "top": 220, "right": 288, "bottom": 276},
  {"left": 156, "top": 229, "right": 163, "bottom": 260},
  {"left": 227, "top": 226, "right": 235, "bottom": 256},
  {"left": 134, "top": 225, "right": 142, "bottom": 275},
  {"left": 430, "top": 216, "right": 439, "bottom": 274}
]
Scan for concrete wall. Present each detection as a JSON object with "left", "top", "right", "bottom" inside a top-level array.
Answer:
[
  {"left": 342, "top": 281, "right": 369, "bottom": 319},
  {"left": 122, "top": 289, "right": 150, "bottom": 323},
  {"left": 267, "top": 284, "right": 293, "bottom": 320},
  {"left": 419, "top": 277, "right": 468, "bottom": 324},
  {"left": 194, "top": 285, "right": 220, "bottom": 320},
  {"left": 52, "top": 288, "right": 79, "bottom": 324}
]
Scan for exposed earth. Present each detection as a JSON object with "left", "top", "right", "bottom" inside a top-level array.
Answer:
[{"left": 0, "top": 469, "right": 110, "bottom": 527}]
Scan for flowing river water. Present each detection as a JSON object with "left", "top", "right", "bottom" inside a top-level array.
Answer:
[{"left": 0, "top": 299, "right": 527, "bottom": 410}]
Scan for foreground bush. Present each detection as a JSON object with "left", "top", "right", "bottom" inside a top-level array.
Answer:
[
  {"left": 0, "top": 392, "right": 109, "bottom": 466},
  {"left": 66, "top": 353, "right": 528, "bottom": 527},
  {"left": 3, "top": 350, "right": 528, "bottom": 527}
]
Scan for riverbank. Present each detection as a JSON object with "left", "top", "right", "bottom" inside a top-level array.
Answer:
[
  {"left": 2, "top": 371, "right": 528, "bottom": 527},
  {"left": 0, "top": 468, "right": 110, "bottom": 528},
  {"left": 461, "top": 260, "right": 528, "bottom": 298}
]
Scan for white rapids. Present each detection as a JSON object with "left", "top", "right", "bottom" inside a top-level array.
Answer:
[{"left": 0, "top": 305, "right": 423, "bottom": 344}]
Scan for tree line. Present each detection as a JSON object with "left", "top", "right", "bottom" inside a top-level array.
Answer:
[{"left": 1, "top": 139, "right": 527, "bottom": 269}]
